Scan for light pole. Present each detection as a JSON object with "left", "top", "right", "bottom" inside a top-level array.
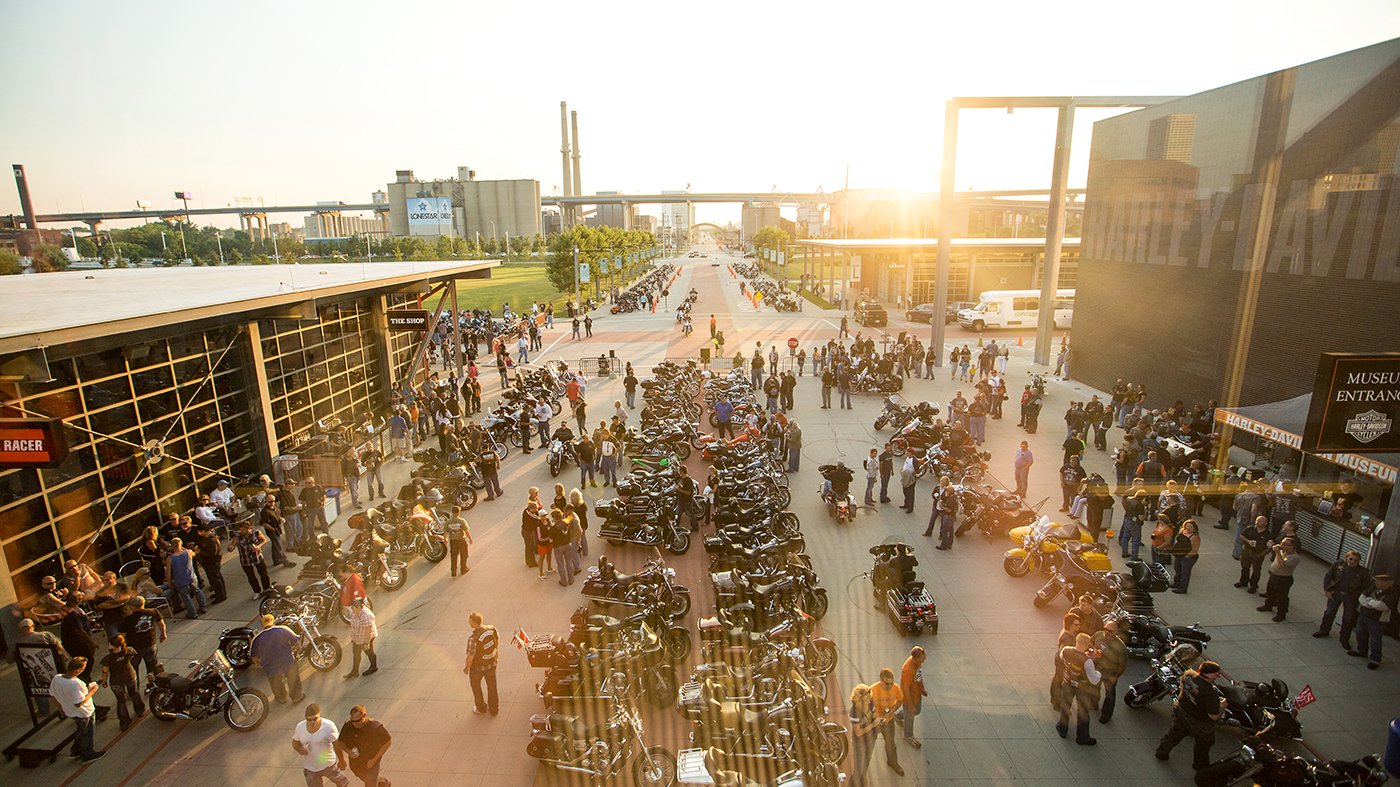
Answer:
[
  {"left": 490, "top": 221, "right": 497, "bottom": 256},
  {"left": 215, "top": 230, "right": 225, "bottom": 265}
]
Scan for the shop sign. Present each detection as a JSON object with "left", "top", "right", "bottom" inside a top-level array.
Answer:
[{"left": 1303, "top": 353, "right": 1400, "bottom": 453}]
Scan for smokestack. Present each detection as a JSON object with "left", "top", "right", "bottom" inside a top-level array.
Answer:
[
  {"left": 560, "top": 102, "right": 573, "bottom": 226},
  {"left": 570, "top": 110, "right": 582, "bottom": 198},
  {"left": 12, "top": 164, "right": 37, "bottom": 229}
]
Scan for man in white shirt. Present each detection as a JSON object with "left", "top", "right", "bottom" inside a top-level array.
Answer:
[
  {"left": 209, "top": 480, "right": 236, "bottom": 512},
  {"left": 193, "top": 495, "right": 229, "bottom": 531},
  {"left": 293, "top": 703, "right": 348, "bottom": 786},
  {"left": 534, "top": 400, "right": 553, "bottom": 447},
  {"left": 50, "top": 656, "right": 106, "bottom": 762}
]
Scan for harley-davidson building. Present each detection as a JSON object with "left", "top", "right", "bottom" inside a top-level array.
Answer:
[{"left": 0, "top": 261, "right": 494, "bottom": 614}]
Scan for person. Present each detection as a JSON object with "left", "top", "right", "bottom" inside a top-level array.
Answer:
[
  {"left": 557, "top": 509, "right": 583, "bottom": 585},
  {"left": 193, "top": 494, "right": 230, "bottom": 533},
  {"left": 576, "top": 434, "right": 597, "bottom": 488},
  {"left": 584, "top": 314, "right": 593, "bottom": 337},
  {"left": 677, "top": 465, "right": 701, "bottom": 532},
  {"left": 1350, "top": 574, "right": 1398, "bottom": 669},
  {"left": 259, "top": 498, "right": 296, "bottom": 569},
  {"left": 1171, "top": 520, "right": 1201, "bottom": 594},
  {"left": 569, "top": 488, "right": 590, "bottom": 558},
  {"left": 187, "top": 522, "right": 227, "bottom": 606},
  {"left": 164, "top": 537, "right": 207, "bottom": 619},
  {"left": 343, "top": 597, "right": 378, "bottom": 679},
  {"left": 863, "top": 447, "right": 879, "bottom": 506},
  {"left": 1120, "top": 490, "right": 1148, "bottom": 560},
  {"left": 1155, "top": 661, "right": 1223, "bottom": 769},
  {"left": 336, "top": 704, "right": 392, "bottom": 787},
  {"left": 337, "top": 563, "right": 367, "bottom": 624},
  {"left": 1235, "top": 515, "right": 1271, "bottom": 594},
  {"left": 925, "top": 476, "right": 958, "bottom": 550},
  {"left": 294, "top": 703, "right": 349, "bottom": 787},
  {"left": 1257, "top": 537, "right": 1300, "bottom": 622},
  {"left": 598, "top": 429, "right": 619, "bottom": 487},
  {"left": 1314, "top": 550, "right": 1369, "bottom": 648},
  {"left": 476, "top": 441, "right": 502, "bottom": 501},
  {"left": 785, "top": 420, "right": 802, "bottom": 472},
  {"left": 463, "top": 612, "right": 500, "bottom": 715},
  {"left": 1051, "top": 612, "right": 1082, "bottom": 711},
  {"left": 623, "top": 368, "right": 638, "bottom": 409},
  {"left": 444, "top": 505, "right": 472, "bottom": 577},
  {"left": 1095, "top": 620, "right": 1128, "bottom": 724},
  {"left": 899, "top": 456, "right": 917, "bottom": 514},
  {"left": 300, "top": 477, "right": 329, "bottom": 537},
  {"left": 879, "top": 443, "right": 895, "bottom": 504},
  {"left": 99, "top": 633, "right": 146, "bottom": 731},
  {"left": 535, "top": 504, "right": 554, "bottom": 580},
  {"left": 820, "top": 364, "right": 835, "bottom": 409},
  {"left": 838, "top": 364, "right": 853, "bottom": 410},
  {"left": 228, "top": 520, "right": 272, "bottom": 598},
  {"left": 340, "top": 449, "right": 363, "bottom": 509},
  {"left": 522, "top": 499, "right": 543, "bottom": 568},
  {"left": 59, "top": 593, "right": 97, "bottom": 682},
  {"left": 1056, "top": 632, "right": 1101, "bottom": 745},
  {"left": 848, "top": 685, "right": 881, "bottom": 787},
  {"left": 1013, "top": 441, "right": 1034, "bottom": 498},
  {"left": 840, "top": 315, "right": 849, "bottom": 338},
  {"left": 115, "top": 596, "right": 165, "bottom": 688},
  {"left": 251, "top": 613, "right": 304, "bottom": 705},
  {"left": 897, "top": 647, "right": 928, "bottom": 747},
  {"left": 50, "top": 657, "right": 106, "bottom": 763},
  {"left": 1058, "top": 455, "right": 1086, "bottom": 512},
  {"left": 869, "top": 667, "right": 905, "bottom": 776}
]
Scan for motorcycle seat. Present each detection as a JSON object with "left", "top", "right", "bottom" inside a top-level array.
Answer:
[
  {"left": 154, "top": 672, "right": 193, "bottom": 692},
  {"left": 900, "top": 580, "right": 926, "bottom": 595},
  {"left": 716, "top": 700, "right": 764, "bottom": 729},
  {"left": 704, "top": 748, "right": 760, "bottom": 787},
  {"left": 748, "top": 577, "right": 792, "bottom": 599},
  {"left": 586, "top": 614, "right": 627, "bottom": 631},
  {"left": 1167, "top": 625, "right": 1210, "bottom": 643},
  {"left": 1219, "top": 682, "right": 1249, "bottom": 708}
]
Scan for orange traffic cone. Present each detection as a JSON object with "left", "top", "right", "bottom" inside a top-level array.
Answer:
[{"left": 1017, "top": 335, "right": 1023, "bottom": 346}]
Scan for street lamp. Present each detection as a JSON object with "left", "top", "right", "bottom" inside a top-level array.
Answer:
[
  {"left": 490, "top": 221, "right": 497, "bottom": 256},
  {"left": 215, "top": 230, "right": 225, "bottom": 265}
]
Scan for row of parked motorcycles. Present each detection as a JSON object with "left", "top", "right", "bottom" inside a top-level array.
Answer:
[
  {"left": 524, "top": 359, "right": 846, "bottom": 787},
  {"left": 741, "top": 275, "right": 800, "bottom": 312},
  {"left": 611, "top": 264, "right": 676, "bottom": 313}
]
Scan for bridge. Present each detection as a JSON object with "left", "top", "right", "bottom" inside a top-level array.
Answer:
[{"left": 540, "top": 188, "right": 1085, "bottom": 208}]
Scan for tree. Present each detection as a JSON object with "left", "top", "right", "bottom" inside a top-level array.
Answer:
[
  {"left": 0, "top": 249, "right": 22, "bottom": 275},
  {"left": 531, "top": 233, "right": 544, "bottom": 255},
  {"left": 31, "top": 243, "right": 70, "bottom": 273},
  {"left": 509, "top": 235, "right": 529, "bottom": 256},
  {"left": 77, "top": 237, "right": 99, "bottom": 258}
]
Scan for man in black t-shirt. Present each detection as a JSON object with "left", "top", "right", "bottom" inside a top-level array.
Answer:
[
  {"left": 117, "top": 596, "right": 166, "bottom": 685},
  {"left": 336, "top": 704, "right": 392, "bottom": 786},
  {"left": 1155, "top": 661, "right": 1222, "bottom": 769},
  {"left": 1059, "top": 456, "right": 1087, "bottom": 512}
]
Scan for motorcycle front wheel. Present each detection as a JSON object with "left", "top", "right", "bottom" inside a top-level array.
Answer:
[
  {"left": 666, "top": 531, "right": 690, "bottom": 555},
  {"left": 423, "top": 537, "right": 448, "bottom": 563},
  {"left": 223, "top": 687, "right": 269, "bottom": 731},
  {"left": 821, "top": 728, "right": 849, "bottom": 765},
  {"left": 666, "top": 592, "right": 691, "bottom": 619},
  {"left": 549, "top": 457, "right": 560, "bottom": 478},
  {"left": 378, "top": 563, "right": 407, "bottom": 591},
  {"left": 454, "top": 486, "right": 478, "bottom": 512},
  {"left": 550, "top": 398, "right": 562, "bottom": 416},
  {"left": 664, "top": 626, "right": 692, "bottom": 662},
  {"left": 1123, "top": 683, "right": 1155, "bottom": 709},
  {"left": 633, "top": 746, "right": 678, "bottom": 787},
  {"left": 509, "top": 431, "right": 523, "bottom": 447},
  {"left": 804, "top": 589, "right": 829, "bottom": 620},
  {"left": 646, "top": 666, "right": 678, "bottom": 708},
  {"left": 307, "top": 636, "right": 342, "bottom": 671},
  {"left": 1003, "top": 554, "right": 1032, "bottom": 578},
  {"left": 809, "top": 641, "right": 838, "bottom": 676},
  {"left": 673, "top": 442, "right": 691, "bottom": 461}
]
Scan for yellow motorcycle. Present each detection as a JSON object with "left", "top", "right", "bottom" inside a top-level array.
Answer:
[{"left": 1003, "top": 516, "right": 1112, "bottom": 577}]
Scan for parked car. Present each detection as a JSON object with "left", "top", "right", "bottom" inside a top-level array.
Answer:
[
  {"left": 855, "top": 300, "right": 887, "bottom": 327},
  {"left": 904, "top": 303, "right": 940, "bottom": 322},
  {"left": 945, "top": 301, "right": 977, "bottom": 323}
]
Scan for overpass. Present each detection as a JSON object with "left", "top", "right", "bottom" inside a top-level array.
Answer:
[
  {"left": 26, "top": 202, "right": 389, "bottom": 241},
  {"left": 540, "top": 188, "right": 1085, "bottom": 208}
]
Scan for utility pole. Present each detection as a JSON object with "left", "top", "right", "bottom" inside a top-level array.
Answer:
[
  {"left": 215, "top": 231, "right": 225, "bottom": 264},
  {"left": 573, "top": 245, "right": 580, "bottom": 313}
]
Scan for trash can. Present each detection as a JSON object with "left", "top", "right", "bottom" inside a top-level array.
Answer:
[
  {"left": 1386, "top": 717, "right": 1400, "bottom": 777},
  {"left": 326, "top": 488, "right": 342, "bottom": 519}
]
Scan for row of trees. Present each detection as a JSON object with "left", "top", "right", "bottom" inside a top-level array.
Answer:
[{"left": 545, "top": 225, "right": 659, "bottom": 293}]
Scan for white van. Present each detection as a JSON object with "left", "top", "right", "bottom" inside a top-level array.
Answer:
[{"left": 956, "top": 289, "right": 1074, "bottom": 331}]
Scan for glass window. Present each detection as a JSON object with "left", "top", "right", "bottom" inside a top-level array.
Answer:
[
  {"left": 76, "top": 348, "right": 126, "bottom": 382},
  {"left": 90, "top": 403, "right": 138, "bottom": 436},
  {"left": 40, "top": 443, "right": 98, "bottom": 487},
  {"left": 0, "top": 496, "right": 48, "bottom": 542},
  {"left": 82, "top": 376, "right": 132, "bottom": 413},
  {"left": 4, "top": 525, "right": 58, "bottom": 575}
]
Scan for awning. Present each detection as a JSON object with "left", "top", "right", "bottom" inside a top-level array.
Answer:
[{"left": 1215, "top": 394, "right": 1399, "bottom": 485}]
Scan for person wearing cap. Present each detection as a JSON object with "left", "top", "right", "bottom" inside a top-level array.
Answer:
[
  {"left": 343, "top": 597, "right": 378, "bottom": 679},
  {"left": 251, "top": 613, "right": 304, "bottom": 704},
  {"left": 1257, "top": 537, "right": 1301, "bottom": 622},
  {"left": 293, "top": 703, "right": 348, "bottom": 787},
  {"left": 1351, "top": 573, "right": 1398, "bottom": 669},
  {"left": 209, "top": 479, "right": 236, "bottom": 515},
  {"left": 1155, "top": 661, "right": 1222, "bottom": 769}
]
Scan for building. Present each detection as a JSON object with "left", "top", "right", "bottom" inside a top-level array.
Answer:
[
  {"left": 586, "top": 192, "right": 637, "bottom": 229},
  {"left": 0, "top": 261, "right": 495, "bottom": 612},
  {"left": 303, "top": 210, "right": 389, "bottom": 241},
  {"left": 742, "top": 204, "right": 781, "bottom": 242},
  {"left": 662, "top": 190, "right": 695, "bottom": 242},
  {"left": 386, "top": 168, "right": 541, "bottom": 242},
  {"left": 1145, "top": 113, "right": 1196, "bottom": 163}
]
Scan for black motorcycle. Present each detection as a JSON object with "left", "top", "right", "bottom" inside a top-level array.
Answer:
[
  {"left": 533, "top": 623, "right": 680, "bottom": 711},
  {"left": 1194, "top": 737, "right": 1387, "bottom": 787},
  {"left": 571, "top": 603, "right": 693, "bottom": 663},
  {"left": 698, "top": 610, "right": 837, "bottom": 677},
  {"left": 597, "top": 504, "right": 691, "bottom": 555},
  {"left": 547, "top": 437, "right": 578, "bottom": 478},
  {"left": 148, "top": 650, "right": 269, "bottom": 731},
  {"left": 583, "top": 555, "right": 693, "bottom": 619},
  {"left": 869, "top": 543, "right": 938, "bottom": 635},
  {"left": 219, "top": 599, "right": 342, "bottom": 673},
  {"left": 527, "top": 703, "right": 677, "bottom": 787},
  {"left": 1125, "top": 648, "right": 1302, "bottom": 740}
]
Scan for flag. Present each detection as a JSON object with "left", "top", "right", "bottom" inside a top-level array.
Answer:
[
  {"left": 1294, "top": 685, "right": 1316, "bottom": 709},
  {"left": 511, "top": 628, "right": 531, "bottom": 649}
]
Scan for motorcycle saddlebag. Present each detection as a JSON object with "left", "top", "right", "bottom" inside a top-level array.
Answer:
[
  {"left": 1128, "top": 561, "right": 1172, "bottom": 593},
  {"left": 527, "top": 635, "right": 579, "bottom": 668},
  {"left": 526, "top": 729, "right": 564, "bottom": 759}
]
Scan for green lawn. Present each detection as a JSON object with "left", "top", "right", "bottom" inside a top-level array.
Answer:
[{"left": 423, "top": 261, "right": 633, "bottom": 314}]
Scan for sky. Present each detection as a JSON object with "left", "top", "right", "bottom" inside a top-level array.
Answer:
[{"left": 2, "top": 0, "right": 1399, "bottom": 228}]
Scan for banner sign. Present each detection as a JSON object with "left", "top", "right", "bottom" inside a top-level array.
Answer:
[
  {"left": 579, "top": 261, "right": 590, "bottom": 283},
  {"left": 1303, "top": 353, "right": 1400, "bottom": 453},
  {"left": 406, "top": 196, "right": 452, "bottom": 225},
  {"left": 387, "top": 310, "right": 430, "bottom": 330},
  {"left": 600, "top": 256, "right": 608, "bottom": 273},
  {"left": 778, "top": 252, "right": 786, "bottom": 266},
  {"left": 0, "top": 418, "right": 69, "bottom": 468},
  {"left": 1215, "top": 408, "right": 1398, "bottom": 484}
]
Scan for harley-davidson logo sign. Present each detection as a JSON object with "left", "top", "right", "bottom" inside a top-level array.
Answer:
[{"left": 1344, "top": 411, "right": 1392, "bottom": 444}]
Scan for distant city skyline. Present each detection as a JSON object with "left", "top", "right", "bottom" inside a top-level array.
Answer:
[{"left": 3, "top": 0, "right": 1398, "bottom": 228}]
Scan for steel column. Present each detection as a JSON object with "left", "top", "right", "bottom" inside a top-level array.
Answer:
[
  {"left": 1035, "top": 104, "right": 1075, "bottom": 366},
  {"left": 931, "top": 100, "right": 958, "bottom": 366}
]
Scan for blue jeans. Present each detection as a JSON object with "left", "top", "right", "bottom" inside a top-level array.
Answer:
[
  {"left": 176, "top": 581, "right": 208, "bottom": 618},
  {"left": 483, "top": 472, "right": 502, "bottom": 500},
  {"left": 538, "top": 422, "right": 550, "bottom": 446},
  {"left": 518, "top": 348, "right": 529, "bottom": 364},
  {"left": 1319, "top": 594, "right": 1360, "bottom": 643},
  {"left": 898, "top": 695, "right": 921, "bottom": 738},
  {"left": 600, "top": 455, "right": 618, "bottom": 485},
  {"left": 546, "top": 314, "right": 554, "bottom": 328},
  {"left": 751, "top": 368, "right": 762, "bottom": 388},
  {"left": 580, "top": 461, "right": 595, "bottom": 485},
  {"left": 1100, "top": 680, "right": 1119, "bottom": 722},
  {"left": 1173, "top": 554, "right": 1197, "bottom": 591},
  {"left": 787, "top": 447, "right": 800, "bottom": 472},
  {"left": 767, "top": 396, "right": 778, "bottom": 414},
  {"left": 1356, "top": 616, "right": 1385, "bottom": 663},
  {"left": 1014, "top": 467, "right": 1029, "bottom": 496},
  {"left": 286, "top": 512, "right": 303, "bottom": 545},
  {"left": 70, "top": 715, "right": 96, "bottom": 758},
  {"left": 970, "top": 416, "right": 985, "bottom": 443},
  {"left": 1119, "top": 519, "right": 1142, "bottom": 559},
  {"left": 347, "top": 476, "right": 361, "bottom": 507},
  {"left": 880, "top": 475, "right": 892, "bottom": 502},
  {"left": 839, "top": 387, "right": 851, "bottom": 408},
  {"left": 626, "top": 390, "right": 635, "bottom": 408},
  {"left": 366, "top": 467, "right": 384, "bottom": 497},
  {"left": 865, "top": 476, "right": 877, "bottom": 505}
]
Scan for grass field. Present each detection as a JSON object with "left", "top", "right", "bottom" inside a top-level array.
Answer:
[{"left": 423, "top": 261, "right": 630, "bottom": 314}]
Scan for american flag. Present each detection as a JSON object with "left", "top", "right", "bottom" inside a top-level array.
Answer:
[
  {"left": 1294, "top": 685, "right": 1316, "bottom": 709},
  {"left": 511, "top": 628, "right": 531, "bottom": 649}
]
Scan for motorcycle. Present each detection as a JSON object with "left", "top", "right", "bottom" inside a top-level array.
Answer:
[
  {"left": 676, "top": 746, "right": 844, "bottom": 787},
  {"left": 571, "top": 604, "right": 693, "bottom": 663},
  {"left": 1125, "top": 645, "right": 1303, "bottom": 740},
  {"left": 147, "top": 650, "right": 269, "bottom": 731},
  {"left": 534, "top": 624, "right": 680, "bottom": 711},
  {"left": 220, "top": 599, "right": 343, "bottom": 672},
  {"left": 713, "top": 563, "right": 828, "bottom": 622},
  {"left": 1193, "top": 737, "right": 1387, "bottom": 787},
  {"left": 527, "top": 703, "right": 677, "bottom": 787},
  {"left": 817, "top": 464, "right": 856, "bottom": 523},
  {"left": 869, "top": 543, "right": 938, "bottom": 635},
  {"left": 1003, "top": 516, "right": 1111, "bottom": 578},
  {"left": 375, "top": 504, "right": 448, "bottom": 564},
  {"left": 1032, "top": 542, "right": 1113, "bottom": 608},
  {"left": 698, "top": 610, "right": 837, "bottom": 677},
  {"left": 956, "top": 484, "right": 1042, "bottom": 540},
  {"left": 584, "top": 554, "right": 693, "bottom": 619},
  {"left": 687, "top": 674, "right": 848, "bottom": 772},
  {"left": 547, "top": 438, "right": 579, "bottom": 478},
  {"left": 596, "top": 504, "right": 692, "bottom": 555}
]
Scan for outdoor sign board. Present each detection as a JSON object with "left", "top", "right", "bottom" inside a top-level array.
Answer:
[
  {"left": 579, "top": 261, "right": 590, "bottom": 283},
  {"left": 387, "top": 310, "right": 430, "bottom": 330},
  {"left": 0, "top": 418, "right": 68, "bottom": 468},
  {"left": 1303, "top": 353, "right": 1400, "bottom": 453},
  {"left": 406, "top": 196, "right": 452, "bottom": 225}
]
